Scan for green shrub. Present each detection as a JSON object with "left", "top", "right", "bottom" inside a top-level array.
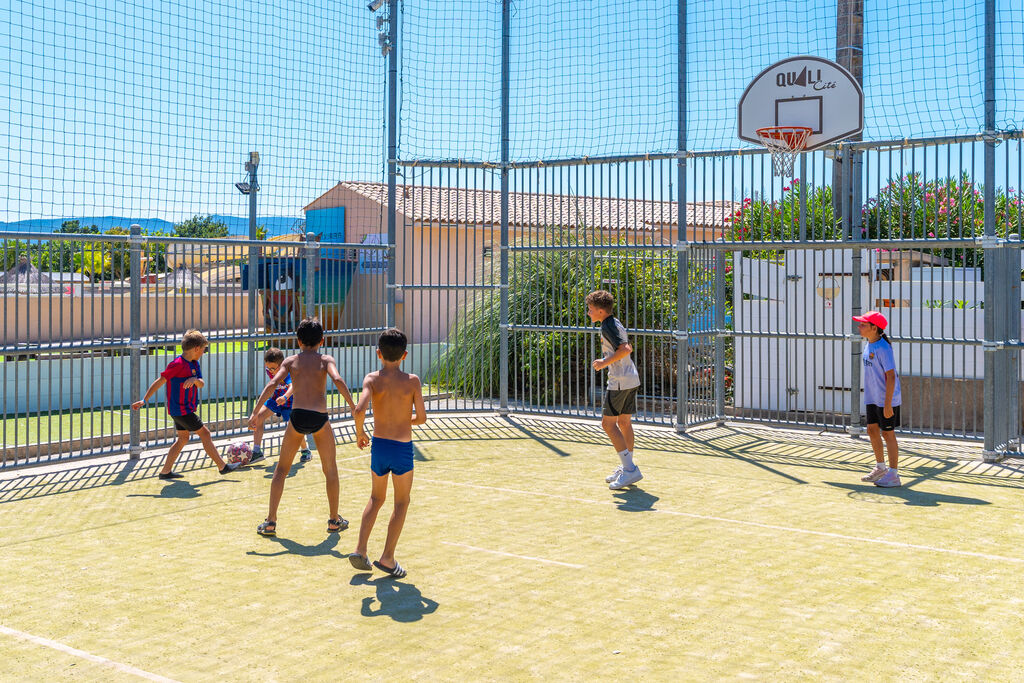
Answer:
[{"left": 428, "top": 234, "right": 724, "bottom": 405}]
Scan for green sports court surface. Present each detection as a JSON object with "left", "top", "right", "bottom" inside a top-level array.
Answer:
[{"left": 2, "top": 416, "right": 1023, "bottom": 680}]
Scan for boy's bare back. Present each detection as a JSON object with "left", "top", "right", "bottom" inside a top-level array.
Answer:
[
  {"left": 364, "top": 367, "right": 423, "bottom": 442},
  {"left": 282, "top": 350, "right": 336, "bottom": 412}
]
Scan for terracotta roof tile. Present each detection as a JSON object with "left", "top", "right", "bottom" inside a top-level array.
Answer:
[{"left": 306, "top": 182, "right": 735, "bottom": 233}]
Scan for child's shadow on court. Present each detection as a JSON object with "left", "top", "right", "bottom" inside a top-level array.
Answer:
[
  {"left": 612, "top": 486, "right": 659, "bottom": 512},
  {"left": 261, "top": 461, "right": 307, "bottom": 480},
  {"left": 126, "top": 479, "right": 225, "bottom": 500},
  {"left": 350, "top": 573, "right": 439, "bottom": 622},
  {"left": 412, "top": 443, "right": 431, "bottom": 463},
  {"left": 246, "top": 534, "right": 347, "bottom": 559},
  {"left": 825, "top": 482, "right": 990, "bottom": 508}
]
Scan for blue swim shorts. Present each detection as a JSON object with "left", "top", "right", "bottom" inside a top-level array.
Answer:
[
  {"left": 370, "top": 436, "right": 414, "bottom": 476},
  {"left": 264, "top": 398, "right": 291, "bottom": 423}
]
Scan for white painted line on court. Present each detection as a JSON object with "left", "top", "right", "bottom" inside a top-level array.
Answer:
[
  {"left": 402, "top": 475, "right": 1024, "bottom": 566},
  {"left": 0, "top": 624, "right": 180, "bottom": 682},
  {"left": 442, "top": 541, "right": 586, "bottom": 569}
]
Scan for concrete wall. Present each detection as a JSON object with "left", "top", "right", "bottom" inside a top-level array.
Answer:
[
  {"left": 1, "top": 342, "right": 447, "bottom": 414},
  {"left": 2, "top": 293, "right": 262, "bottom": 345}
]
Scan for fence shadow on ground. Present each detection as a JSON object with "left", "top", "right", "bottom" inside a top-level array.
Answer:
[{"left": 1, "top": 414, "right": 1022, "bottom": 505}]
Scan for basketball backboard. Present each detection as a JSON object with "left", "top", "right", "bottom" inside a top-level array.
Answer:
[{"left": 738, "top": 56, "right": 863, "bottom": 151}]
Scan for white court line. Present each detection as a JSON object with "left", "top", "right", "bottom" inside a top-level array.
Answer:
[
  {"left": 0, "top": 624, "right": 179, "bottom": 682},
  {"left": 390, "top": 473, "right": 1024, "bottom": 566},
  {"left": 442, "top": 541, "right": 586, "bottom": 569}
]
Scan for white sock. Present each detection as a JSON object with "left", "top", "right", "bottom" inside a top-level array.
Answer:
[
  {"left": 874, "top": 462, "right": 886, "bottom": 470},
  {"left": 618, "top": 449, "right": 635, "bottom": 470},
  {"left": 889, "top": 467, "right": 898, "bottom": 473}
]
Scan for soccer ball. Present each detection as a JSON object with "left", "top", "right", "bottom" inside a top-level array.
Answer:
[{"left": 225, "top": 441, "right": 252, "bottom": 466}]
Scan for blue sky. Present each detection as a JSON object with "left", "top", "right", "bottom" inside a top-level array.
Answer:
[{"left": 1, "top": 0, "right": 1022, "bottom": 224}]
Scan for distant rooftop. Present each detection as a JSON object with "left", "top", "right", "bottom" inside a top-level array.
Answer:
[{"left": 305, "top": 182, "right": 735, "bottom": 234}]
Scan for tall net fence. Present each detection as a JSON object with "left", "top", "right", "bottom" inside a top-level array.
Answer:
[
  {"left": 396, "top": 0, "right": 1024, "bottom": 160},
  {"left": 4, "top": 0, "right": 1024, "bottom": 466},
  {"left": 2, "top": 0, "right": 385, "bottom": 230}
]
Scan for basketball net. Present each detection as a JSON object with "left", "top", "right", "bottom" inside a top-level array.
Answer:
[{"left": 756, "top": 126, "right": 812, "bottom": 177}]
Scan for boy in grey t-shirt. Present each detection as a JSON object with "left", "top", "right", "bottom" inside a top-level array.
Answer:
[{"left": 586, "top": 290, "right": 643, "bottom": 490}]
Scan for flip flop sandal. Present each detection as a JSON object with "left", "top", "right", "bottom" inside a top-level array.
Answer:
[
  {"left": 328, "top": 517, "right": 349, "bottom": 533},
  {"left": 373, "top": 560, "right": 407, "bottom": 579},
  {"left": 257, "top": 519, "right": 277, "bottom": 536},
  {"left": 348, "top": 553, "right": 373, "bottom": 571}
]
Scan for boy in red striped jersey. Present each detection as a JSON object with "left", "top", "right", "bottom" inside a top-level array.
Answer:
[{"left": 132, "top": 329, "right": 238, "bottom": 478}]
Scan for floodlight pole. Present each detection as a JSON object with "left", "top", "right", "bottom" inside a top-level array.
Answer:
[
  {"left": 499, "top": 0, "right": 510, "bottom": 416},
  {"left": 386, "top": 0, "right": 399, "bottom": 329},
  {"left": 834, "top": 0, "right": 863, "bottom": 210},
  {"left": 837, "top": 0, "right": 865, "bottom": 437},
  {"left": 981, "top": 0, "right": 1010, "bottom": 460},
  {"left": 675, "top": 0, "right": 689, "bottom": 432},
  {"left": 246, "top": 154, "right": 259, "bottom": 414}
]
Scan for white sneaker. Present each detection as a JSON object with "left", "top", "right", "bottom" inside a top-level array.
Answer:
[
  {"left": 605, "top": 466, "right": 623, "bottom": 483},
  {"left": 874, "top": 469, "right": 902, "bottom": 488},
  {"left": 861, "top": 466, "right": 888, "bottom": 483},
  {"left": 609, "top": 466, "right": 643, "bottom": 490}
]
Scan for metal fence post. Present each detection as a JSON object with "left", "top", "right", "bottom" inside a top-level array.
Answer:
[
  {"left": 305, "top": 232, "right": 318, "bottom": 321},
  {"left": 675, "top": 0, "right": 688, "bottom": 433},
  {"left": 498, "top": 0, "right": 510, "bottom": 416},
  {"left": 128, "top": 224, "right": 143, "bottom": 460},
  {"left": 1008, "top": 234, "right": 1021, "bottom": 452},
  {"left": 846, "top": 148, "right": 864, "bottom": 436},
  {"left": 714, "top": 249, "right": 726, "bottom": 424},
  {"left": 303, "top": 232, "right": 320, "bottom": 453}
]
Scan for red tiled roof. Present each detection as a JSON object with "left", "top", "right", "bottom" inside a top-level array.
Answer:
[{"left": 305, "top": 182, "right": 735, "bottom": 232}]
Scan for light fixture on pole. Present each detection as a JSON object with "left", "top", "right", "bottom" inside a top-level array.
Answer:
[{"left": 236, "top": 152, "right": 260, "bottom": 195}]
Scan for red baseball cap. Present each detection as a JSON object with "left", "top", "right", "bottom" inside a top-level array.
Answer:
[{"left": 852, "top": 311, "right": 888, "bottom": 330}]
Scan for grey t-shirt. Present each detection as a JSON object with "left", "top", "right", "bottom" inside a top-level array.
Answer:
[{"left": 600, "top": 316, "right": 641, "bottom": 391}]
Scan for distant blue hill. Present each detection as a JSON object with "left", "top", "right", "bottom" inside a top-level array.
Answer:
[{"left": 0, "top": 215, "right": 303, "bottom": 237}]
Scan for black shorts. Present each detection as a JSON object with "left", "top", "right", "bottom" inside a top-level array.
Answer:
[
  {"left": 290, "top": 409, "right": 329, "bottom": 435},
  {"left": 171, "top": 412, "right": 203, "bottom": 432},
  {"left": 603, "top": 388, "right": 638, "bottom": 417},
  {"left": 865, "top": 404, "right": 901, "bottom": 431}
]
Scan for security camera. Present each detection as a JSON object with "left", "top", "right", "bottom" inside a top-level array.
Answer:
[{"left": 367, "top": 0, "right": 384, "bottom": 11}]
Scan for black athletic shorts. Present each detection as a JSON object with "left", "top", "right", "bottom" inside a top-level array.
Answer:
[
  {"left": 603, "top": 387, "right": 639, "bottom": 417},
  {"left": 171, "top": 412, "right": 204, "bottom": 432},
  {"left": 290, "top": 409, "right": 329, "bottom": 435},
  {"left": 865, "top": 404, "right": 901, "bottom": 431}
]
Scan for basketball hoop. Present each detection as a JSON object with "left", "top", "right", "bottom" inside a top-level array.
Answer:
[{"left": 756, "top": 126, "right": 812, "bottom": 177}]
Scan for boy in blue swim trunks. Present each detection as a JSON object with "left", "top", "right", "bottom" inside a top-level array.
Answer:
[
  {"left": 348, "top": 328, "right": 427, "bottom": 579},
  {"left": 248, "top": 348, "right": 313, "bottom": 464}
]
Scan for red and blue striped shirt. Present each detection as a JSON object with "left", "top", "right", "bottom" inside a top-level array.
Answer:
[
  {"left": 161, "top": 356, "right": 202, "bottom": 416},
  {"left": 267, "top": 366, "right": 293, "bottom": 409}
]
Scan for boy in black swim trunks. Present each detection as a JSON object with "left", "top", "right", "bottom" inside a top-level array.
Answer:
[
  {"left": 248, "top": 318, "right": 357, "bottom": 536},
  {"left": 348, "top": 328, "right": 427, "bottom": 579},
  {"left": 132, "top": 329, "right": 239, "bottom": 478}
]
